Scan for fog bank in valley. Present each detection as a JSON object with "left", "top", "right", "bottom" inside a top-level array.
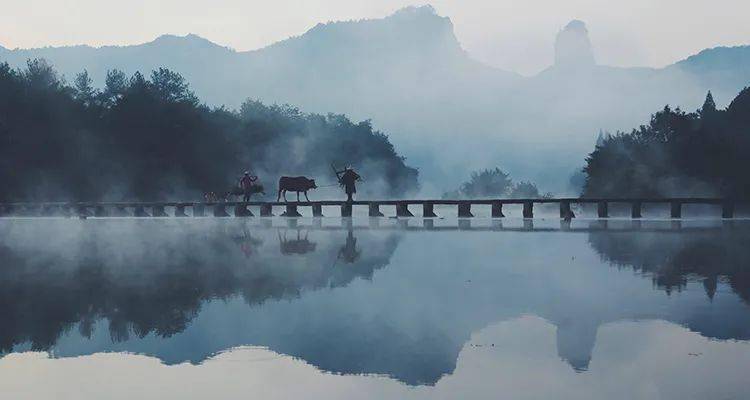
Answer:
[{"left": 2, "top": 5, "right": 748, "bottom": 194}]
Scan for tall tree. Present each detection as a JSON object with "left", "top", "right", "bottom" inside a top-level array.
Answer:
[
  {"left": 700, "top": 90, "right": 717, "bottom": 117},
  {"left": 73, "top": 70, "right": 97, "bottom": 106}
]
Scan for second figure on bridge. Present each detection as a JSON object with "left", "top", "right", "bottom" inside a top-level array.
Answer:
[{"left": 239, "top": 171, "right": 259, "bottom": 202}]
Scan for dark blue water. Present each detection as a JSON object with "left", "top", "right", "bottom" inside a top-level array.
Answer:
[{"left": 1, "top": 218, "right": 749, "bottom": 399}]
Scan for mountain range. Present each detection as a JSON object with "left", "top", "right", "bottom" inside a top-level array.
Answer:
[{"left": 2, "top": 5, "right": 748, "bottom": 192}]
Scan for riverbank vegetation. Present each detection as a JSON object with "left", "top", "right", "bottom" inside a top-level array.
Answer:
[
  {"left": 582, "top": 89, "right": 750, "bottom": 198},
  {"left": 0, "top": 59, "right": 418, "bottom": 201},
  {"left": 443, "top": 167, "right": 550, "bottom": 199}
]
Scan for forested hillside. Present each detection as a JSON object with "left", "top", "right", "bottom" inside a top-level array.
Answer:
[
  {"left": 582, "top": 89, "right": 750, "bottom": 198},
  {"left": 0, "top": 60, "right": 418, "bottom": 201}
]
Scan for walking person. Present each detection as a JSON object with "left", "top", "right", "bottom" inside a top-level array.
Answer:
[
  {"left": 335, "top": 166, "right": 361, "bottom": 202},
  {"left": 238, "top": 171, "right": 258, "bottom": 202}
]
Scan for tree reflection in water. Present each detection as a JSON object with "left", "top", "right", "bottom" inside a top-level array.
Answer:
[
  {"left": 0, "top": 219, "right": 399, "bottom": 355},
  {"left": 1, "top": 219, "right": 749, "bottom": 386}
]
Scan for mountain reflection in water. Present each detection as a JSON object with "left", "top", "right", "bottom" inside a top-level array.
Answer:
[{"left": 0, "top": 218, "right": 749, "bottom": 390}]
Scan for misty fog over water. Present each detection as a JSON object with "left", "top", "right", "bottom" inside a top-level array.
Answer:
[
  {"left": 4, "top": 6, "right": 748, "bottom": 193},
  {"left": 2, "top": 2, "right": 750, "bottom": 398},
  {"left": 1, "top": 217, "right": 749, "bottom": 399}
]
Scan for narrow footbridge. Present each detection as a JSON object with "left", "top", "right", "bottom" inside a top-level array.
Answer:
[{"left": 0, "top": 198, "right": 744, "bottom": 219}]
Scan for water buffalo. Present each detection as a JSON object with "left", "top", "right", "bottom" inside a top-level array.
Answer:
[{"left": 278, "top": 176, "right": 317, "bottom": 202}]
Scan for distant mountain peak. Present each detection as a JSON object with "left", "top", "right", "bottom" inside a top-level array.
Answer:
[
  {"left": 148, "top": 33, "right": 227, "bottom": 50},
  {"left": 268, "top": 4, "right": 463, "bottom": 62},
  {"left": 554, "top": 20, "right": 595, "bottom": 69},
  {"left": 391, "top": 4, "right": 438, "bottom": 18}
]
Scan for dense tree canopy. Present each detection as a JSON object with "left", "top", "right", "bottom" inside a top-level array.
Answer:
[
  {"left": 583, "top": 88, "right": 750, "bottom": 198},
  {"left": 443, "top": 167, "right": 548, "bottom": 199},
  {"left": 0, "top": 60, "right": 418, "bottom": 201}
]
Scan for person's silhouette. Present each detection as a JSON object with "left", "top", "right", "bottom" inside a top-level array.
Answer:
[{"left": 336, "top": 167, "right": 361, "bottom": 202}]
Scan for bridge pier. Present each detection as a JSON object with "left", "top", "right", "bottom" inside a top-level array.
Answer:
[
  {"left": 234, "top": 204, "right": 253, "bottom": 217},
  {"left": 423, "top": 218, "right": 435, "bottom": 229},
  {"left": 597, "top": 201, "right": 609, "bottom": 218},
  {"left": 722, "top": 201, "right": 735, "bottom": 219},
  {"left": 491, "top": 202, "right": 505, "bottom": 218},
  {"left": 312, "top": 203, "right": 324, "bottom": 217},
  {"left": 26, "top": 205, "right": 42, "bottom": 216},
  {"left": 283, "top": 204, "right": 302, "bottom": 217},
  {"left": 559, "top": 201, "right": 574, "bottom": 220},
  {"left": 193, "top": 204, "right": 205, "bottom": 217},
  {"left": 213, "top": 204, "right": 229, "bottom": 217},
  {"left": 423, "top": 203, "right": 438, "bottom": 218},
  {"left": 458, "top": 219, "right": 472, "bottom": 229},
  {"left": 260, "top": 204, "right": 273, "bottom": 217},
  {"left": 341, "top": 203, "right": 352, "bottom": 217},
  {"left": 458, "top": 203, "right": 473, "bottom": 218},
  {"left": 369, "top": 203, "right": 384, "bottom": 217},
  {"left": 94, "top": 205, "right": 108, "bottom": 217},
  {"left": 523, "top": 202, "right": 534, "bottom": 218},
  {"left": 75, "top": 205, "right": 91, "bottom": 219},
  {"left": 51, "top": 205, "right": 66, "bottom": 217},
  {"left": 113, "top": 206, "right": 128, "bottom": 217},
  {"left": 66, "top": 205, "right": 77, "bottom": 217},
  {"left": 174, "top": 205, "right": 188, "bottom": 217},
  {"left": 134, "top": 206, "right": 150, "bottom": 217},
  {"left": 631, "top": 201, "right": 642, "bottom": 219},
  {"left": 41, "top": 205, "right": 57, "bottom": 216},
  {"left": 671, "top": 201, "right": 682, "bottom": 219},
  {"left": 152, "top": 205, "right": 168, "bottom": 217},
  {"left": 396, "top": 202, "right": 414, "bottom": 217}
]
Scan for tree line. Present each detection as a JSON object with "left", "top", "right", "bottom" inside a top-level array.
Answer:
[
  {"left": 582, "top": 88, "right": 750, "bottom": 198},
  {"left": 0, "top": 59, "right": 418, "bottom": 201},
  {"left": 443, "top": 167, "right": 550, "bottom": 199}
]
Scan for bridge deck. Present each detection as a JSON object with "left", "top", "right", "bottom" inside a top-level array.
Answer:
[
  {"left": 0, "top": 197, "right": 735, "bottom": 207},
  {"left": 0, "top": 197, "right": 746, "bottom": 219}
]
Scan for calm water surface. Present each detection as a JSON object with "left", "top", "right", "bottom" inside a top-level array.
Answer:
[{"left": 1, "top": 217, "right": 749, "bottom": 399}]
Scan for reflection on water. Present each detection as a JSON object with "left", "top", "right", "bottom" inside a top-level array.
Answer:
[{"left": 1, "top": 218, "right": 750, "bottom": 398}]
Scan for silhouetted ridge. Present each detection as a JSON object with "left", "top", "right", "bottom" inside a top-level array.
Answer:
[
  {"left": 263, "top": 4, "right": 465, "bottom": 62},
  {"left": 673, "top": 45, "right": 750, "bottom": 73},
  {"left": 147, "top": 33, "right": 228, "bottom": 49}
]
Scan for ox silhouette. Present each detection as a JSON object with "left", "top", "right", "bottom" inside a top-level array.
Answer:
[{"left": 277, "top": 176, "right": 317, "bottom": 202}]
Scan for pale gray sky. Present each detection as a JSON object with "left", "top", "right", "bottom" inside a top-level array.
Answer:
[{"left": 2, "top": 0, "right": 748, "bottom": 75}]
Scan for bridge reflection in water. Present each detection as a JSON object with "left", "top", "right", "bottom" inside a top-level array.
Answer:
[{"left": 0, "top": 218, "right": 749, "bottom": 387}]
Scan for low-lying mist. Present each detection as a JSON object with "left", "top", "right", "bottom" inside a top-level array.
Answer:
[{"left": 0, "top": 61, "right": 418, "bottom": 202}]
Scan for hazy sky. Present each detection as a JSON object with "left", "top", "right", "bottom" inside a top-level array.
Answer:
[{"left": 2, "top": 0, "right": 748, "bottom": 75}]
